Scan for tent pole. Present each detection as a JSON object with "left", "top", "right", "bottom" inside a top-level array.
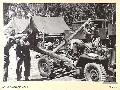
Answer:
[{"left": 42, "top": 27, "right": 45, "bottom": 47}]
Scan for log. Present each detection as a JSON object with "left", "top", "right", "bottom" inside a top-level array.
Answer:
[
  {"left": 53, "top": 18, "right": 91, "bottom": 52},
  {"left": 34, "top": 46, "right": 75, "bottom": 68}
]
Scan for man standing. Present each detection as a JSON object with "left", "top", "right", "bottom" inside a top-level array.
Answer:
[
  {"left": 16, "top": 35, "right": 31, "bottom": 81},
  {"left": 3, "top": 30, "right": 16, "bottom": 81}
]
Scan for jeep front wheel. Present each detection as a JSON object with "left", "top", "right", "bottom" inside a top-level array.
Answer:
[
  {"left": 38, "top": 56, "right": 53, "bottom": 78},
  {"left": 84, "top": 63, "right": 106, "bottom": 82}
]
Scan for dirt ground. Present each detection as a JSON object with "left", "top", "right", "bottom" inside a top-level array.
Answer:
[{"left": 7, "top": 46, "right": 115, "bottom": 82}]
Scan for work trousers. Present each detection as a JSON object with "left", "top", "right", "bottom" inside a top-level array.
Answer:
[
  {"left": 16, "top": 55, "right": 31, "bottom": 79},
  {"left": 3, "top": 53, "right": 10, "bottom": 81}
]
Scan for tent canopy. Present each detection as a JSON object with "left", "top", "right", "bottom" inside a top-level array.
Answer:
[
  {"left": 4, "top": 17, "right": 30, "bottom": 35},
  {"left": 4, "top": 16, "right": 71, "bottom": 35},
  {"left": 32, "top": 16, "right": 71, "bottom": 34}
]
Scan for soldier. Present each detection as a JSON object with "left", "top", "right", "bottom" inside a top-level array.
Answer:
[
  {"left": 71, "top": 39, "right": 85, "bottom": 60},
  {"left": 3, "top": 30, "right": 16, "bottom": 81},
  {"left": 92, "top": 29, "right": 100, "bottom": 49},
  {"left": 16, "top": 35, "right": 31, "bottom": 81},
  {"left": 84, "top": 24, "right": 92, "bottom": 43}
]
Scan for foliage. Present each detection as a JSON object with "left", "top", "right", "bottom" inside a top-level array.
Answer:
[{"left": 3, "top": 3, "right": 116, "bottom": 25}]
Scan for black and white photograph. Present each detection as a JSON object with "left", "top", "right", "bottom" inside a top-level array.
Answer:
[{"left": 3, "top": 3, "right": 116, "bottom": 82}]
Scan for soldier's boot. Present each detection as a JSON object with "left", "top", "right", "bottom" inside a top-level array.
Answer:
[
  {"left": 25, "top": 76, "right": 29, "bottom": 81},
  {"left": 17, "top": 76, "right": 21, "bottom": 81},
  {"left": 3, "top": 75, "right": 7, "bottom": 82}
]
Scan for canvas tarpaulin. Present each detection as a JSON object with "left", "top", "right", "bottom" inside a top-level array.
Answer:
[
  {"left": 4, "top": 17, "right": 30, "bottom": 35},
  {"left": 32, "top": 16, "right": 71, "bottom": 34}
]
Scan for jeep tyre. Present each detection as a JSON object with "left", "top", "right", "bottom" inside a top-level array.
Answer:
[
  {"left": 84, "top": 63, "right": 106, "bottom": 82},
  {"left": 38, "top": 56, "right": 53, "bottom": 78}
]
